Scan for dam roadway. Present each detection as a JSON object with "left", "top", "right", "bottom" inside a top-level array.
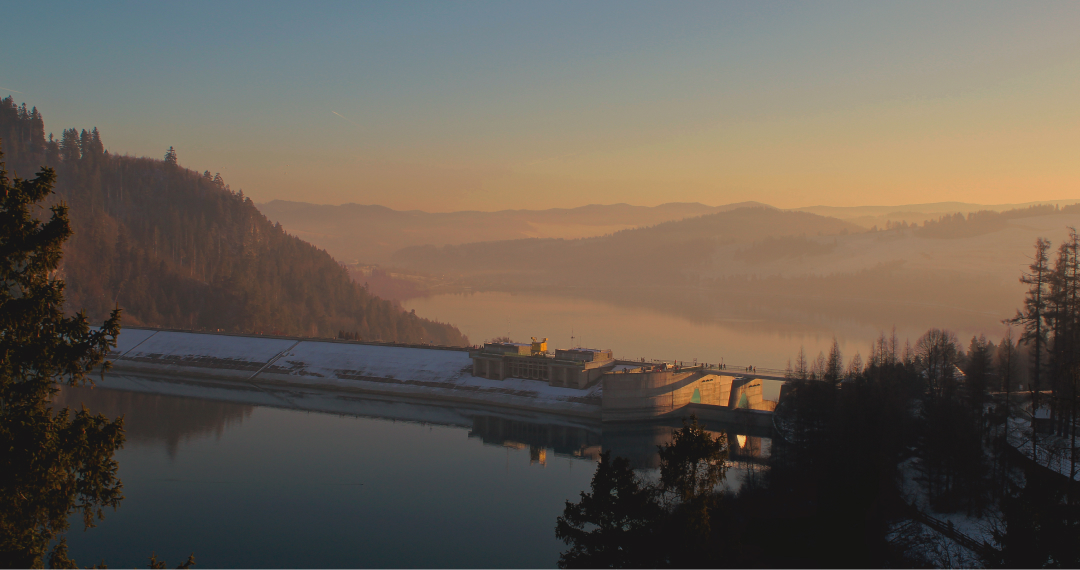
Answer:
[{"left": 102, "top": 327, "right": 782, "bottom": 425}]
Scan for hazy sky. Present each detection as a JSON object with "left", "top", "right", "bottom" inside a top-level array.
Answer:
[{"left": 3, "top": 1, "right": 1078, "bottom": 211}]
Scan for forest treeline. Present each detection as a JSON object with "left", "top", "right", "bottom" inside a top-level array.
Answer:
[
  {"left": 560, "top": 327, "right": 1079, "bottom": 567},
  {"left": 559, "top": 232, "right": 1080, "bottom": 567},
  {"left": 0, "top": 97, "right": 467, "bottom": 345},
  {"left": 915, "top": 204, "right": 1078, "bottom": 239}
]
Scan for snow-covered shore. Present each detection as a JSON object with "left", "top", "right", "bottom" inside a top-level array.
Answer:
[{"left": 105, "top": 328, "right": 602, "bottom": 419}]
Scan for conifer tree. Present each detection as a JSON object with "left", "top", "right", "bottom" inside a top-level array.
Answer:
[
  {"left": 825, "top": 338, "right": 843, "bottom": 385},
  {"left": 0, "top": 101, "right": 467, "bottom": 346},
  {"left": 792, "top": 346, "right": 809, "bottom": 380},
  {"left": 555, "top": 451, "right": 662, "bottom": 568},
  {"left": 0, "top": 152, "right": 124, "bottom": 567},
  {"left": 997, "top": 328, "right": 1018, "bottom": 412},
  {"left": 1010, "top": 237, "right": 1051, "bottom": 461}
]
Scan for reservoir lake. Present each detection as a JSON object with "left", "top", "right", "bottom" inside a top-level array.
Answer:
[
  {"left": 58, "top": 385, "right": 593, "bottom": 568},
  {"left": 51, "top": 287, "right": 995, "bottom": 566},
  {"left": 404, "top": 289, "right": 1011, "bottom": 372},
  {"left": 56, "top": 382, "right": 766, "bottom": 568}
]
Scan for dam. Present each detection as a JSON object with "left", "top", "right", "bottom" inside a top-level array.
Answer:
[{"left": 102, "top": 327, "right": 783, "bottom": 423}]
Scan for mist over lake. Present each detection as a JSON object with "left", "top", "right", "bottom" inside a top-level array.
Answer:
[{"left": 404, "top": 289, "right": 1007, "bottom": 371}]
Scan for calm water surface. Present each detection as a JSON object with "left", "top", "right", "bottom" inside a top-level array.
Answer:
[
  {"left": 56, "top": 382, "right": 766, "bottom": 568},
  {"left": 57, "top": 385, "right": 599, "bottom": 568}
]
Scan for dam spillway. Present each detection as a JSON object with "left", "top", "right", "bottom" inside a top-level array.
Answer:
[{"left": 601, "top": 368, "right": 778, "bottom": 427}]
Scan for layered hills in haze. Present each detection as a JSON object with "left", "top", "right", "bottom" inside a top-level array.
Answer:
[
  {"left": 260, "top": 197, "right": 1080, "bottom": 269},
  {"left": 390, "top": 203, "right": 1080, "bottom": 320},
  {"left": 391, "top": 207, "right": 863, "bottom": 286},
  {"left": 257, "top": 199, "right": 766, "bottom": 264},
  {"left": 0, "top": 96, "right": 467, "bottom": 345},
  {"left": 798, "top": 200, "right": 1080, "bottom": 230},
  {"left": 260, "top": 191, "right": 1080, "bottom": 327}
]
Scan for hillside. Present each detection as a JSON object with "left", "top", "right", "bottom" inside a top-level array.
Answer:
[
  {"left": 704, "top": 205, "right": 1080, "bottom": 281},
  {"left": 259, "top": 197, "right": 1080, "bottom": 267},
  {"left": 257, "top": 199, "right": 768, "bottom": 264},
  {"left": 0, "top": 96, "right": 467, "bottom": 345},
  {"left": 797, "top": 200, "right": 1080, "bottom": 229},
  {"left": 390, "top": 204, "right": 1080, "bottom": 321},
  {"left": 391, "top": 206, "right": 863, "bottom": 288}
]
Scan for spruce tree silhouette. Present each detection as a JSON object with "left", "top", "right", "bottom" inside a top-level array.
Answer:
[{"left": 0, "top": 152, "right": 124, "bottom": 567}]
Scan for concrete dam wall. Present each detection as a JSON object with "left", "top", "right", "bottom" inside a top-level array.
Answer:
[
  {"left": 105, "top": 328, "right": 601, "bottom": 419},
  {"left": 602, "top": 369, "right": 778, "bottom": 426},
  {"left": 103, "top": 328, "right": 781, "bottom": 424}
]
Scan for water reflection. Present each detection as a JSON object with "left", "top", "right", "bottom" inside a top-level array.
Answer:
[
  {"left": 54, "top": 385, "right": 254, "bottom": 459},
  {"left": 468, "top": 415, "right": 602, "bottom": 462},
  {"left": 67, "top": 376, "right": 770, "bottom": 471},
  {"left": 56, "top": 380, "right": 773, "bottom": 567},
  {"left": 602, "top": 419, "right": 772, "bottom": 470}
]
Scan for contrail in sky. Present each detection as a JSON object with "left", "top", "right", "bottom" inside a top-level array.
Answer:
[
  {"left": 332, "top": 111, "right": 363, "bottom": 129},
  {"left": 0, "top": 87, "right": 23, "bottom": 94}
]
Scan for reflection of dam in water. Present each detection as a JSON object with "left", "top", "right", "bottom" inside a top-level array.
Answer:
[
  {"left": 464, "top": 414, "right": 770, "bottom": 469},
  {"left": 75, "top": 374, "right": 772, "bottom": 471},
  {"left": 601, "top": 418, "right": 772, "bottom": 470},
  {"left": 468, "top": 415, "right": 603, "bottom": 463}
]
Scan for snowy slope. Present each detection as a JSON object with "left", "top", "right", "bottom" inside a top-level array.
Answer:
[
  {"left": 111, "top": 330, "right": 302, "bottom": 379},
  {"left": 106, "top": 328, "right": 602, "bottom": 418},
  {"left": 107, "top": 327, "right": 157, "bottom": 358},
  {"left": 263, "top": 341, "right": 471, "bottom": 383}
]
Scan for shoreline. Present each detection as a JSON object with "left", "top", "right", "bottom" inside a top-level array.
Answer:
[
  {"left": 105, "top": 327, "right": 602, "bottom": 420},
  {"left": 91, "top": 371, "right": 604, "bottom": 431},
  {"left": 103, "top": 327, "right": 779, "bottom": 425},
  {"left": 102, "top": 363, "right": 603, "bottom": 420}
]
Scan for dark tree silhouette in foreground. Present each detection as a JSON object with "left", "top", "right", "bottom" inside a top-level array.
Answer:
[
  {"left": 1010, "top": 237, "right": 1051, "bottom": 461},
  {"left": 555, "top": 451, "right": 664, "bottom": 568},
  {"left": 0, "top": 152, "right": 125, "bottom": 567},
  {"left": 556, "top": 417, "right": 728, "bottom": 568}
]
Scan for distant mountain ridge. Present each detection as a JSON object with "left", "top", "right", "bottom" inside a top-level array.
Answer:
[
  {"left": 387, "top": 202, "right": 1080, "bottom": 321},
  {"left": 259, "top": 196, "right": 1079, "bottom": 267},
  {"left": 257, "top": 199, "right": 771, "bottom": 264},
  {"left": 390, "top": 206, "right": 863, "bottom": 288},
  {"left": 795, "top": 200, "right": 1080, "bottom": 228}
]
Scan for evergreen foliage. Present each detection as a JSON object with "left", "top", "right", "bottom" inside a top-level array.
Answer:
[
  {"left": 559, "top": 320, "right": 1080, "bottom": 567},
  {"left": 556, "top": 418, "right": 729, "bottom": 568},
  {"left": 555, "top": 451, "right": 664, "bottom": 568},
  {"left": 1010, "top": 237, "right": 1051, "bottom": 462},
  {"left": 0, "top": 153, "right": 124, "bottom": 568}
]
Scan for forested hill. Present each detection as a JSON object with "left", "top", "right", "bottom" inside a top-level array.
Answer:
[
  {"left": 0, "top": 97, "right": 467, "bottom": 345},
  {"left": 391, "top": 206, "right": 864, "bottom": 287}
]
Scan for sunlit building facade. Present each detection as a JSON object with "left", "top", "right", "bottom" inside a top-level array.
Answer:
[{"left": 469, "top": 339, "right": 615, "bottom": 389}]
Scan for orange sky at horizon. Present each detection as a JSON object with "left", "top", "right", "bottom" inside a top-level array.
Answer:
[{"left": 4, "top": 2, "right": 1078, "bottom": 213}]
